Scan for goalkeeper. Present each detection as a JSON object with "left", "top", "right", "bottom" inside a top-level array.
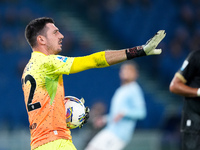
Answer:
[{"left": 21, "top": 17, "right": 166, "bottom": 150}]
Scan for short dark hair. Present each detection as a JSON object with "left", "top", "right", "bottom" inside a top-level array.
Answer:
[{"left": 25, "top": 17, "right": 55, "bottom": 48}]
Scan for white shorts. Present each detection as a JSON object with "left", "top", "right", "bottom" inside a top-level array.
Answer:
[{"left": 85, "top": 129, "right": 126, "bottom": 150}]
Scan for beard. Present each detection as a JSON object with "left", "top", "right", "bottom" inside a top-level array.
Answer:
[{"left": 47, "top": 43, "right": 62, "bottom": 55}]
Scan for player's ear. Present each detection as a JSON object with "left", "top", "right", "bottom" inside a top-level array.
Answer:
[{"left": 37, "top": 35, "right": 46, "bottom": 45}]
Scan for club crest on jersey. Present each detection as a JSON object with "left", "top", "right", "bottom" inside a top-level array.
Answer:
[{"left": 57, "top": 56, "right": 68, "bottom": 62}]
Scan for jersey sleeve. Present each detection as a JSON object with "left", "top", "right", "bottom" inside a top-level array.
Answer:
[
  {"left": 45, "top": 51, "right": 109, "bottom": 76},
  {"left": 46, "top": 55, "right": 74, "bottom": 75},
  {"left": 70, "top": 51, "right": 109, "bottom": 74},
  {"left": 178, "top": 51, "right": 198, "bottom": 83}
]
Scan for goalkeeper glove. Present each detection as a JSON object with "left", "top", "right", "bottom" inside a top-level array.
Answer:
[
  {"left": 79, "top": 98, "right": 90, "bottom": 128},
  {"left": 126, "top": 30, "right": 166, "bottom": 59},
  {"left": 79, "top": 106, "right": 90, "bottom": 128}
]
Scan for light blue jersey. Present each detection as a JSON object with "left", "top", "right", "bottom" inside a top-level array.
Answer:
[{"left": 105, "top": 82, "right": 146, "bottom": 143}]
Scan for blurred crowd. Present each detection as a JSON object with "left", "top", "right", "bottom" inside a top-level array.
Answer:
[
  {"left": 2, "top": 0, "right": 199, "bottom": 149},
  {"left": 0, "top": 0, "right": 199, "bottom": 141},
  {"left": 63, "top": 0, "right": 200, "bottom": 84},
  {"left": 0, "top": 1, "right": 96, "bottom": 56},
  {"left": 1, "top": 0, "right": 200, "bottom": 83}
]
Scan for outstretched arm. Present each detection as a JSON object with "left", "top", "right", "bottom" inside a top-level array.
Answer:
[
  {"left": 104, "top": 49, "right": 127, "bottom": 65},
  {"left": 105, "top": 30, "right": 166, "bottom": 65},
  {"left": 70, "top": 30, "right": 166, "bottom": 73}
]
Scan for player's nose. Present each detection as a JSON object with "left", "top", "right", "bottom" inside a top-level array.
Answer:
[{"left": 59, "top": 32, "right": 64, "bottom": 39}]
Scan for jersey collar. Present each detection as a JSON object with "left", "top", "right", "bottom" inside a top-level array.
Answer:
[{"left": 32, "top": 51, "right": 47, "bottom": 56}]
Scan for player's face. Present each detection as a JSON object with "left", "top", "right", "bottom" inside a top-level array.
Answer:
[
  {"left": 45, "top": 23, "right": 64, "bottom": 54},
  {"left": 119, "top": 64, "right": 138, "bottom": 84}
]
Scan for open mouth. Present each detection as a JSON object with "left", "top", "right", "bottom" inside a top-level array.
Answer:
[{"left": 59, "top": 40, "right": 62, "bottom": 46}]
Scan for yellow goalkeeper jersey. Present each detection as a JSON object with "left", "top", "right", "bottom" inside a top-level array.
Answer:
[
  {"left": 22, "top": 51, "right": 109, "bottom": 150},
  {"left": 22, "top": 51, "right": 74, "bottom": 150}
]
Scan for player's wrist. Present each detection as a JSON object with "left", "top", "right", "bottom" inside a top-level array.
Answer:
[
  {"left": 125, "top": 46, "right": 146, "bottom": 60},
  {"left": 197, "top": 88, "right": 200, "bottom": 97}
]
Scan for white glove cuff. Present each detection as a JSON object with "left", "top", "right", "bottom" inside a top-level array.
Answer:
[{"left": 197, "top": 88, "right": 200, "bottom": 97}]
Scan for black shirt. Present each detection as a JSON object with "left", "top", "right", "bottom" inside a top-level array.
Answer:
[{"left": 178, "top": 50, "right": 200, "bottom": 133}]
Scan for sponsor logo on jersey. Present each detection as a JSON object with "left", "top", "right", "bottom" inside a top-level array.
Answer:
[{"left": 57, "top": 56, "right": 68, "bottom": 62}]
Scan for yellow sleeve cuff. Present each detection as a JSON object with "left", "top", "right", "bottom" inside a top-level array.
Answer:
[{"left": 175, "top": 72, "right": 187, "bottom": 83}]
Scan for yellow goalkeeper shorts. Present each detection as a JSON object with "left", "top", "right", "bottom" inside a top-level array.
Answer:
[{"left": 34, "top": 139, "right": 77, "bottom": 150}]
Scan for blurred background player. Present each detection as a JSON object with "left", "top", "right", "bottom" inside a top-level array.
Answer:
[
  {"left": 85, "top": 61, "right": 146, "bottom": 150},
  {"left": 170, "top": 49, "right": 200, "bottom": 150},
  {"left": 21, "top": 17, "right": 165, "bottom": 150}
]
